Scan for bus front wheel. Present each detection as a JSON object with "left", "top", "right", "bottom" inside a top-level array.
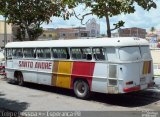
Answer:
[
  {"left": 16, "top": 72, "right": 24, "bottom": 86},
  {"left": 73, "top": 80, "right": 90, "bottom": 99}
]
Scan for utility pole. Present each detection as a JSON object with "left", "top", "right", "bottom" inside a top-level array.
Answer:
[
  {"left": 4, "top": 16, "right": 7, "bottom": 48},
  {"left": 3, "top": 16, "right": 7, "bottom": 60}
]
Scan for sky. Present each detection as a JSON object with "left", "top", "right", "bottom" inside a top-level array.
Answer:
[{"left": 0, "top": 0, "right": 160, "bottom": 34}]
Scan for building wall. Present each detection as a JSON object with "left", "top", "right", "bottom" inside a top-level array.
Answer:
[
  {"left": 0, "top": 34, "right": 13, "bottom": 48},
  {"left": 118, "top": 27, "right": 146, "bottom": 38},
  {"left": 38, "top": 29, "right": 58, "bottom": 40},
  {"left": 56, "top": 28, "right": 79, "bottom": 39},
  {"left": 0, "top": 20, "right": 12, "bottom": 48},
  {"left": 86, "top": 18, "right": 100, "bottom": 37},
  {"left": 0, "top": 20, "right": 12, "bottom": 34}
]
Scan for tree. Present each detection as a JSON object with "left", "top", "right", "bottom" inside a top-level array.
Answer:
[
  {"left": 63, "top": 0, "right": 157, "bottom": 37},
  {"left": 0, "top": 0, "right": 67, "bottom": 41},
  {"left": 150, "top": 27, "right": 156, "bottom": 34}
]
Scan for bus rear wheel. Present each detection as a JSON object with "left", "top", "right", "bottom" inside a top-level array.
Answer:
[{"left": 73, "top": 80, "right": 90, "bottom": 99}]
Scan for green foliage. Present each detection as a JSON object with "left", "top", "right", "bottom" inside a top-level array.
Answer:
[
  {"left": 0, "top": 0, "right": 66, "bottom": 41},
  {"left": 63, "top": 0, "right": 157, "bottom": 37}
]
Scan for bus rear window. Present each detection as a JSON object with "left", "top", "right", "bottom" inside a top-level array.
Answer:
[
  {"left": 140, "top": 46, "right": 151, "bottom": 59},
  {"left": 119, "top": 47, "right": 141, "bottom": 61}
]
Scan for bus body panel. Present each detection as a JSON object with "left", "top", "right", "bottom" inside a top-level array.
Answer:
[
  {"left": 119, "top": 63, "right": 140, "bottom": 90},
  {"left": 91, "top": 63, "right": 108, "bottom": 93}
]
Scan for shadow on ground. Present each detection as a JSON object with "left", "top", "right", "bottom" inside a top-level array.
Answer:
[
  {"left": 0, "top": 98, "right": 29, "bottom": 112},
  {"left": 91, "top": 90, "right": 160, "bottom": 107},
  {"left": 0, "top": 91, "right": 29, "bottom": 117},
  {"left": 9, "top": 81, "right": 160, "bottom": 108}
]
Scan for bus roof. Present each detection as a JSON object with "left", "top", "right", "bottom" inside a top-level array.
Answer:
[{"left": 5, "top": 37, "right": 149, "bottom": 48}]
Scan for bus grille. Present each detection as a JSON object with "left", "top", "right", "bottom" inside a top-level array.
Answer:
[{"left": 143, "top": 61, "right": 151, "bottom": 75}]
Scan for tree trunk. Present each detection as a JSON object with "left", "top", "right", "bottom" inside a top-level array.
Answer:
[{"left": 105, "top": 14, "right": 111, "bottom": 38}]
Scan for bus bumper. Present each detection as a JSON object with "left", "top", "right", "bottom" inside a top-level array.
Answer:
[{"left": 123, "top": 86, "right": 140, "bottom": 93}]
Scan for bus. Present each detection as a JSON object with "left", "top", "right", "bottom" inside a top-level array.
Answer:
[{"left": 5, "top": 37, "right": 154, "bottom": 99}]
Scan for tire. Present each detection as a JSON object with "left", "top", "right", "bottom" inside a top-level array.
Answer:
[
  {"left": 17, "top": 72, "right": 24, "bottom": 86},
  {"left": 73, "top": 80, "right": 90, "bottom": 99}
]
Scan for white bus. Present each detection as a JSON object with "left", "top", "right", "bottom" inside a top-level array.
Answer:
[{"left": 5, "top": 37, "right": 154, "bottom": 99}]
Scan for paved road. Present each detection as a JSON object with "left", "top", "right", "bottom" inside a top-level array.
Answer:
[{"left": 0, "top": 75, "right": 160, "bottom": 117}]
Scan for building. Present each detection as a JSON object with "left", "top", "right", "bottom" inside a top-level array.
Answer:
[
  {"left": 56, "top": 27, "right": 91, "bottom": 39},
  {"left": 54, "top": 18, "right": 100, "bottom": 40},
  {"left": 0, "top": 20, "right": 12, "bottom": 48},
  {"left": 86, "top": 18, "right": 100, "bottom": 37},
  {"left": 38, "top": 28, "right": 58, "bottom": 40},
  {"left": 118, "top": 27, "right": 146, "bottom": 38},
  {"left": 73, "top": 27, "right": 90, "bottom": 38},
  {"left": 56, "top": 28, "right": 79, "bottom": 39}
]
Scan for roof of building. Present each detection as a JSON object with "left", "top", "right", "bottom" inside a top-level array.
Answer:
[{"left": 5, "top": 37, "right": 149, "bottom": 48}]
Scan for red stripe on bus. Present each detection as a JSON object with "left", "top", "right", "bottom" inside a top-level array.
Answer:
[
  {"left": 123, "top": 86, "right": 140, "bottom": 93},
  {"left": 0, "top": 66, "right": 5, "bottom": 69},
  {"left": 71, "top": 62, "right": 95, "bottom": 88}
]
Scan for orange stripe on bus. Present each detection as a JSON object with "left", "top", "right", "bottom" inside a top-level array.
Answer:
[
  {"left": 56, "top": 61, "right": 73, "bottom": 89},
  {"left": 52, "top": 61, "right": 59, "bottom": 86}
]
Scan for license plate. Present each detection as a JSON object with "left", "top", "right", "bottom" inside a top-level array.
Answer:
[{"left": 140, "top": 77, "right": 146, "bottom": 85}]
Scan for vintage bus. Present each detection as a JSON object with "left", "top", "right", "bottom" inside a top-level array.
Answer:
[{"left": 5, "top": 37, "right": 154, "bottom": 99}]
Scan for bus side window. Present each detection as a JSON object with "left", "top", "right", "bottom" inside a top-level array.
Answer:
[
  {"left": 13, "top": 48, "right": 23, "bottom": 58},
  {"left": 71, "top": 48, "right": 92, "bottom": 60},
  {"left": 71, "top": 48, "right": 82, "bottom": 60},
  {"left": 23, "top": 48, "right": 35, "bottom": 58},
  {"left": 52, "top": 48, "right": 70, "bottom": 59},
  {"left": 93, "top": 48, "right": 106, "bottom": 61},
  {"left": 37, "top": 48, "right": 51, "bottom": 59},
  {"left": 82, "top": 48, "right": 92, "bottom": 60}
]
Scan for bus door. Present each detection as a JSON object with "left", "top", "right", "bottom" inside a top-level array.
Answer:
[{"left": 6, "top": 49, "right": 13, "bottom": 68}]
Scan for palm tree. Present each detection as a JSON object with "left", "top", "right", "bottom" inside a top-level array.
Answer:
[{"left": 150, "top": 27, "right": 156, "bottom": 34}]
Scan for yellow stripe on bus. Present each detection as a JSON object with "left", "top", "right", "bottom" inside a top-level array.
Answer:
[
  {"left": 56, "top": 61, "right": 73, "bottom": 89},
  {"left": 143, "top": 61, "right": 149, "bottom": 75}
]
